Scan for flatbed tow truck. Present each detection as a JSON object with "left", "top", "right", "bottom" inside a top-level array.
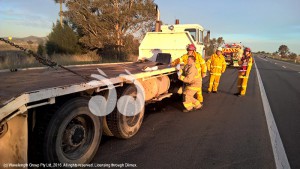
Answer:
[{"left": 0, "top": 20, "right": 210, "bottom": 167}]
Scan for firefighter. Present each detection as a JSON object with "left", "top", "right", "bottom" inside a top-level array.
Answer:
[
  {"left": 236, "top": 44, "right": 243, "bottom": 60},
  {"left": 171, "top": 44, "right": 207, "bottom": 103},
  {"left": 235, "top": 47, "right": 253, "bottom": 96},
  {"left": 206, "top": 47, "right": 227, "bottom": 93},
  {"left": 178, "top": 55, "right": 202, "bottom": 112}
]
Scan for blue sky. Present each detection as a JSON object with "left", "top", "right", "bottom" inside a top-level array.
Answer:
[{"left": 0, "top": 0, "right": 299, "bottom": 54}]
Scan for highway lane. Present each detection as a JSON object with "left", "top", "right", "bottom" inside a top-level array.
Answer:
[
  {"left": 255, "top": 55, "right": 300, "bottom": 169},
  {"left": 91, "top": 63, "right": 275, "bottom": 168}
]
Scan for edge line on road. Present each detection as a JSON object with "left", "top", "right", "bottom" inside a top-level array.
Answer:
[{"left": 254, "top": 60, "right": 291, "bottom": 169}]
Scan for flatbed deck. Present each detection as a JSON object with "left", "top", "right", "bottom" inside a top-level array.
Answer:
[{"left": 0, "top": 62, "right": 173, "bottom": 108}]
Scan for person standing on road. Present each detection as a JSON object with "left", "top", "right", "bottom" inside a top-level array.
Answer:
[
  {"left": 236, "top": 44, "right": 244, "bottom": 61},
  {"left": 177, "top": 55, "right": 203, "bottom": 112},
  {"left": 171, "top": 44, "right": 207, "bottom": 103},
  {"left": 235, "top": 47, "right": 253, "bottom": 96},
  {"left": 206, "top": 47, "right": 227, "bottom": 93}
]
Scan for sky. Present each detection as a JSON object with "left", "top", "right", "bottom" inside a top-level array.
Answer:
[{"left": 0, "top": 0, "right": 299, "bottom": 54}]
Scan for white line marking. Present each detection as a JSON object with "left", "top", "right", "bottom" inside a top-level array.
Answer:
[
  {"left": 282, "top": 66, "right": 286, "bottom": 69},
  {"left": 257, "top": 57, "right": 268, "bottom": 62},
  {"left": 255, "top": 61, "right": 290, "bottom": 169},
  {"left": 275, "top": 63, "right": 277, "bottom": 64}
]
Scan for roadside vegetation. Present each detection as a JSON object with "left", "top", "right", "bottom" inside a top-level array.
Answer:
[{"left": 256, "top": 45, "right": 300, "bottom": 64}]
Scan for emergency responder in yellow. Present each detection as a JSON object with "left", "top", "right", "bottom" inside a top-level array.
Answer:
[
  {"left": 236, "top": 44, "right": 244, "bottom": 61},
  {"left": 171, "top": 44, "right": 207, "bottom": 103},
  {"left": 235, "top": 47, "right": 253, "bottom": 96},
  {"left": 206, "top": 47, "right": 227, "bottom": 93},
  {"left": 178, "top": 56, "right": 203, "bottom": 112}
]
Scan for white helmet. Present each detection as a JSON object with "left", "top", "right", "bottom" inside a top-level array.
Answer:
[{"left": 217, "top": 47, "right": 223, "bottom": 51}]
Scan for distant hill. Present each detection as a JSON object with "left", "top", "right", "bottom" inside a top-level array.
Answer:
[{"left": 12, "top": 36, "right": 48, "bottom": 45}]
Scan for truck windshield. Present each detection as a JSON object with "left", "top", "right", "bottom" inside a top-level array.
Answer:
[{"left": 185, "top": 29, "right": 197, "bottom": 42}]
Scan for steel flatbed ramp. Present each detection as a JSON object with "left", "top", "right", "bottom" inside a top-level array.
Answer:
[{"left": 0, "top": 62, "right": 171, "bottom": 107}]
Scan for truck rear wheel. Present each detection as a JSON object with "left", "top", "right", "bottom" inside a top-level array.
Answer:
[
  {"left": 106, "top": 85, "right": 145, "bottom": 139},
  {"left": 43, "top": 97, "right": 102, "bottom": 165}
]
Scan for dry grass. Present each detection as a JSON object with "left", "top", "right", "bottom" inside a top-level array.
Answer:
[
  {"left": 0, "top": 51, "right": 102, "bottom": 70},
  {"left": 51, "top": 52, "right": 102, "bottom": 65},
  {"left": 268, "top": 55, "right": 300, "bottom": 64},
  {"left": 0, "top": 41, "right": 38, "bottom": 52},
  {"left": 0, "top": 50, "right": 137, "bottom": 70},
  {"left": 0, "top": 41, "right": 137, "bottom": 70}
]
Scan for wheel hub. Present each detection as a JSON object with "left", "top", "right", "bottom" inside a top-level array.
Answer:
[{"left": 66, "top": 124, "right": 86, "bottom": 147}]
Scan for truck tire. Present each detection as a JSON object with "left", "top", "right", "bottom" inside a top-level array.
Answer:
[
  {"left": 103, "top": 116, "right": 114, "bottom": 136},
  {"left": 106, "top": 85, "right": 145, "bottom": 139},
  {"left": 43, "top": 97, "right": 102, "bottom": 165}
]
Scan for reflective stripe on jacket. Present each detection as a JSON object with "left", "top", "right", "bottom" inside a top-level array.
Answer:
[
  {"left": 172, "top": 51, "right": 207, "bottom": 75},
  {"left": 179, "top": 63, "right": 202, "bottom": 88},
  {"left": 206, "top": 53, "right": 227, "bottom": 75}
]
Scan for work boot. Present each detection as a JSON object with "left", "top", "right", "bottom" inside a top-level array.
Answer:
[
  {"left": 212, "top": 91, "right": 218, "bottom": 94},
  {"left": 183, "top": 108, "right": 193, "bottom": 113},
  {"left": 194, "top": 104, "right": 203, "bottom": 110},
  {"left": 234, "top": 92, "right": 241, "bottom": 96}
]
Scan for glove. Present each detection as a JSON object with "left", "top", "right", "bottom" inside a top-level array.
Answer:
[
  {"left": 176, "top": 64, "right": 181, "bottom": 70},
  {"left": 177, "top": 70, "right": 182, "bottom": 77}
]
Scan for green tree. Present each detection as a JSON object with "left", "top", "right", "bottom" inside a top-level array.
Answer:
[
  {"left": 278, "top": 45, "right": 289, "bottom": 58},
  {"left": 37, "top": 44, "right": 45, "bottom": 56},
  {"left": 205, "top": 37, "right": 225, "bottom": 57},
  {"left": 217, "top": 37, "right": 224, "bottom": 47},
  {"left": 64, "top": 0, "right": 156, "bottom": 59},
  {"left": 46, "top": 21, "right": 82, "bottom": 55},
  {"left": 123, "top": 35, "right": 140, "bottom": 60},
  {"left": 288, "top": 52, "right": 297, "bottom": 60}
]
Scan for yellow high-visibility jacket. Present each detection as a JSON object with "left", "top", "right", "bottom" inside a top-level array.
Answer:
[
  {"left": 171, "top": 51, "right": 207, "bottom": 75},
  {"left": 206, "top": 53, "right": 227, "bottom": 76},
  {"left": 179, "top": 63, "right": 202, "bottom": 87}
]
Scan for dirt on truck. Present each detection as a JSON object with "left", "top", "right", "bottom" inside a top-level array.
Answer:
[{"left": 0, "top": 19, "right": 210, "bottom": 167}]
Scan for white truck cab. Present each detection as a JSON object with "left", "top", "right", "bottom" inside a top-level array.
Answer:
[{"left": 139, "top": 23, "right": 209, "bottom": 63}]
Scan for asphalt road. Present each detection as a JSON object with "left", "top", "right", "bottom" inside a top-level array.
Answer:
[
  {"left": 255, "top": 56, "right": 300, "bottom": 169},
  {"left": 91, "top": 58, "right": 278, "bottom": 169}
]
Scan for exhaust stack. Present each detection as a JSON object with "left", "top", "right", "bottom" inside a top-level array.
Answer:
[{"left": 155, "top": 5, "right": 161, "bottom": 32}]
